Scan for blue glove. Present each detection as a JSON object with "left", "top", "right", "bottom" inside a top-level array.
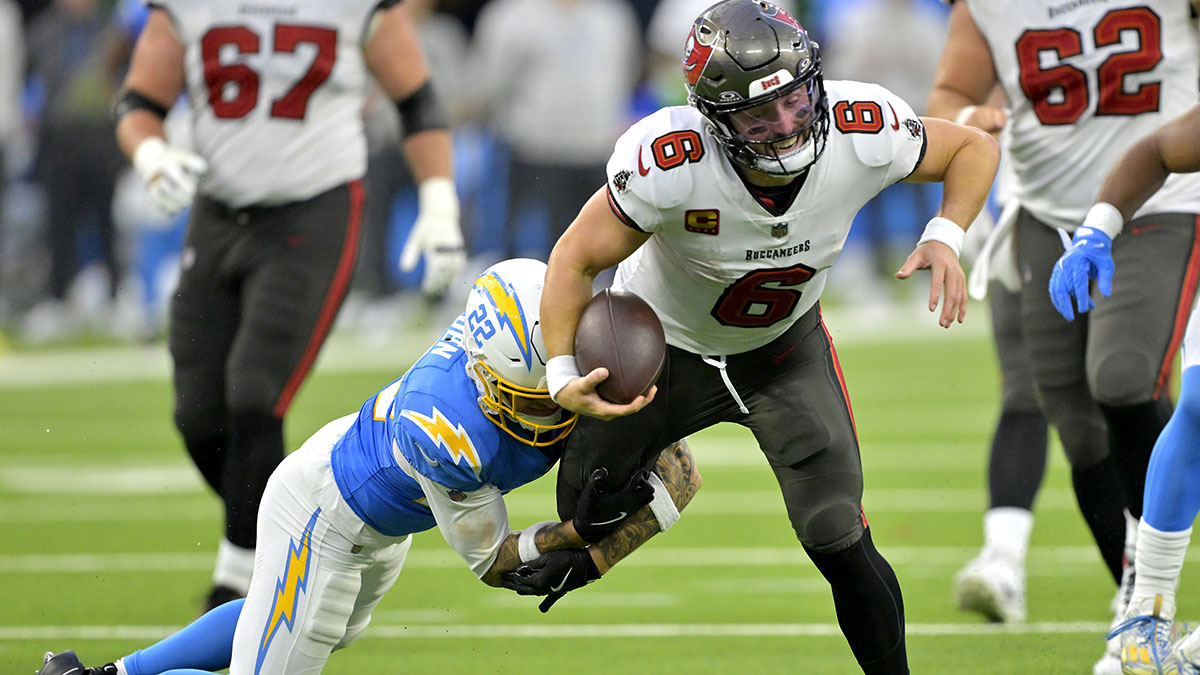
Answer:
[{"left": 1048, "top": 226, "right": 1115, "bottom": 321}]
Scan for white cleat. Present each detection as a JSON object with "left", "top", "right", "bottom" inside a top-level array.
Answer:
[
  {"left": 952, "top": 553, "right": 1026, "bottom": 623},
  {"left": 1093, "top": 650, "right": 1122, "bottom": 675}
]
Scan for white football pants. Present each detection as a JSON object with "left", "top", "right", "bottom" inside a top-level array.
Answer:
[{"left": 228, "top": 414, "right": 412, "bottom": 675}]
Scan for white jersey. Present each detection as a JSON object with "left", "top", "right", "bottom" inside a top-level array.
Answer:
[
  {"left": 608, "top": 81, "right": 926, "bottom": 356},
  {"left": 156, "top": 0, "right": 382, "bottom": 208},
  {"left": 967, "top": 0, "right": 1200, "bottom": 231}
]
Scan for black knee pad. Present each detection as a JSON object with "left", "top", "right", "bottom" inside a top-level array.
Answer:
[
  {"left": 1038, "top": 386, "right": 1109, "bottom": 468},
  {"left": 226, "top": 367, "right": 287, "bottom": 420},
  {"left": 795, "top": 501, "right": 866, "bottom": 553},
  {"left": 1090, "top": 351, "right": 1158, "bottom": 407}
]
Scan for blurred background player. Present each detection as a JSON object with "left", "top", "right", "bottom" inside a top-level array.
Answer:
[
  {"left": 113, "top": 0, "right": 465, "bottom": 610},
  {"left": 22, "top": 0, "right": 127, "bottom": 339},
  {"left": 926, "top": 10, "right": 1053, "bottom": 626},
  {"left": 539, "top": 2, "right": 999, "bottom": 671},
  {"left": 353, "top": 0, "right": 469, "bottom": 312},
  {"left": 34, "top": 258, "right": 699, "bottom": 675},
  {"left": 0, "top": 0, "right": 22, "bottom": 321},
  {"left": 926, "top": 4, "right": 1200, "bottom": 674},
  {"left": 466, "top": 0, "right": 641, "bottom": 263},
  {"left": 1050, "top": 104, "right": 1200, "bottom": 675},
  {"left": 822, "top": 0, "right": 947, "bottom": 313}
]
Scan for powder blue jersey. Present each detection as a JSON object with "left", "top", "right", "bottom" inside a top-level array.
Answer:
[{"left": 329, "top": 316, "right": 561, "bottom": 538}]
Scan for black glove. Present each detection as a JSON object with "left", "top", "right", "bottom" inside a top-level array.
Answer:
[
  {"left": 572, "top": 467, "right": 654, "bottom": 544},
  {"left": 501, "top": 548, "right": 602, "bottom": 613}
]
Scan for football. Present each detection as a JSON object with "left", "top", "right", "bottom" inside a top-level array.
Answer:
[{"left": 574, "top": 288, "right": 666, "bottom": 404}]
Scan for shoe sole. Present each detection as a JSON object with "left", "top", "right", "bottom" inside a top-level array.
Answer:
[{"left": 955, "top": 576, "right": 1022, "bottom": 623}]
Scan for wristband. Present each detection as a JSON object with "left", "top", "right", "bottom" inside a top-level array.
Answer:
[
  {"left": 645, "top": 471, "right": 680, "bottom": 532},
  {"left": 517, "top": 521, "right": 557, "bottom": 563},
  {"left": 954, "top": 105, "right": 978, "bottom": 126},
  {"left": 917, "top": 216, "right": 965, "bottom": 258},
  {"left": 1080, "top": 202, "right": 1125, "bottom": 239},
  {"left": 546, "top": 355, "right": 582, "bottom": 402}
]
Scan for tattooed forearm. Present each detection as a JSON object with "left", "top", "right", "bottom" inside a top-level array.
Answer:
[
  {"left": 482, "top": 534, "right": 523, "bottom": 586},
  {"left": 592, "top": 504, "right": 659, "bottom": 572},
  {"left": 591, "top": 439, "right": 702, "bottom": 574},
  {"left": 535, "top": 520, "right": 586, "bottom": 550},
  {"left": 489, "top": 440, "right": 702, "bottom": 584},
  {"left": 654, "top": 439, "right": 702, "bottom": 512},
  {"left": 482, "top": 520, "right": 584, "bottom": 587}
]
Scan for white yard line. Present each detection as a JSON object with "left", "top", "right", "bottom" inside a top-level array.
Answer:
[
  {"left": 0, "top": 459, "right": 1078, "bottom": 510},
  {"left": 3, "top": 546, "right": 1198, "bottom": 573},
  {"left": 0, "top": 305, "right": 985, "bottom": 389},
  {"left": 0, "top": 620, "right": 1110, "bottom": 642}
]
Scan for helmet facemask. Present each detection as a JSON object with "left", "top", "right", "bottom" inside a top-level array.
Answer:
[
  {"left": 462, "top": 259, "right": 578, "bottom": 448},
  {"left": 684, "top": 0, "right": 830, "bottom": 178},
  {"left": 469, "top": 358, "right": 577, "bottom": 448},
  {"left": 705, "top": 71, "right": 828, "bottom": 177}
]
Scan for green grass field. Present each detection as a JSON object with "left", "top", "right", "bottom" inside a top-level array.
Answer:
[{"left": 1, "top": 310, "right": 1193, "bottom": 674}]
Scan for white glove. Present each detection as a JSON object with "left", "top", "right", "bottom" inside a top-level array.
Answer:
[
  {"left": 400, "top": 177, "right": 466, "bottom": 296},
  {"left": 132, "top": 137, "right": 208, "bottom": 217}
]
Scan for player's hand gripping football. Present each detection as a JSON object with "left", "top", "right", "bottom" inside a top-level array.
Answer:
[
  {"left": 554, "top": 367, "right": 656, "bottom": 421},
  {"left": 896, "top": 240, "right": 968, "bottom": 328},
  {"left": 572, "top": 467, "right": 655, "bottom": 543},
  {"left": 1048, "top": 227, "right": 1114, "bottom": 321},
  {"left": 400, "top": 177, "right": 466, "bottom": 297},
  {"left": 132, "top": 136, "right": 208, "bottom": 217},
  {"left": 501, "top": 548, "right": 602, "bottom": 613}
]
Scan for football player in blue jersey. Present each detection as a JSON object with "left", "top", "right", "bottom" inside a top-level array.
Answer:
[
  {"left": 1050, "top": 104, "right": 1200, "bottom": 675},
  {"left": 35, "top": 258, "right": 700, "bottom": 675}
]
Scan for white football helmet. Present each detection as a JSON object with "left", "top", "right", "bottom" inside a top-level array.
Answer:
[{"left": 463, "top": 258, "right": 577, "bottom": 447}]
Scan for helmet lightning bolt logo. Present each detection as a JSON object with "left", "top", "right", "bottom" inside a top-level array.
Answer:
[
  {"left": 255, "top": 508, "right": 320, "bottom": 675},
  {"left": 402, "top": 406, "right": 481, "bottom": 468},
  {"left": 474, "top": 272, "right": 533, "bottom": 372}
]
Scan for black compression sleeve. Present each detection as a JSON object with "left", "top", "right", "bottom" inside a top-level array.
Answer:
[
  {"left": 112, "top": 88, "right": 171, "bottom": 125},
  {"left": 394, "top": 79, "right": 449, "bottom": 137}
]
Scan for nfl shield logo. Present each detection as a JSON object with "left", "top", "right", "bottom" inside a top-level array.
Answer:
[{"left": 772, "top": 222, "right": 789, "bottom": 238}]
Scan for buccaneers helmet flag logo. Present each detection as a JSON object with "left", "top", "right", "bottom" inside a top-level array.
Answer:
[
  {"left": 763, "top": 4, "right": 803, "bottom": 31},
  {"left": 682, "top": 26, "right": 714, "bottom": 86}
]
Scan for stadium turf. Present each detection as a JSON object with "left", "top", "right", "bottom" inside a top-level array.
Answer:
[{"left": 1, "top": 311, "right": 1193, "bottom": 673}]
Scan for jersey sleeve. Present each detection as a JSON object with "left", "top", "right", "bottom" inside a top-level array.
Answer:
[
  {"left": 392, "top": 390, "right": 492, "bottom": 492},
  {"left": 834, "top": 81, "right": 928, "bottom": 186},
  {"left": 605, "top": 108, "right": 699, "bottom": 234},
  {"left": 408, "top": 468, "right": 511, "bottom": 578}
]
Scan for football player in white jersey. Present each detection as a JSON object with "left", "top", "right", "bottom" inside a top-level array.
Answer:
[
  {"left": 534, "top": 2, "right": 999, "bottom": 672},
  {"left": 112, "top": 0, "right": 467, "bottom": 610},
  {"left": 928, "top": 3, "right": 1200, "bottom": 672},
  {"left": 34, "top": 258, "right": 699, "bottom": 675},
  {"left": 1052, "top": 105, "right": 1200, "bottom": 675}
]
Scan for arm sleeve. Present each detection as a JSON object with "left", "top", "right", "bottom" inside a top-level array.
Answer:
[{"left": 410, "top": 468, "right": 512, "bottom": 578}]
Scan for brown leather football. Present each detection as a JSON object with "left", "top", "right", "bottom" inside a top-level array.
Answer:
[{"left": 574, "top": 289, "right": 666, "bottom": 404}]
